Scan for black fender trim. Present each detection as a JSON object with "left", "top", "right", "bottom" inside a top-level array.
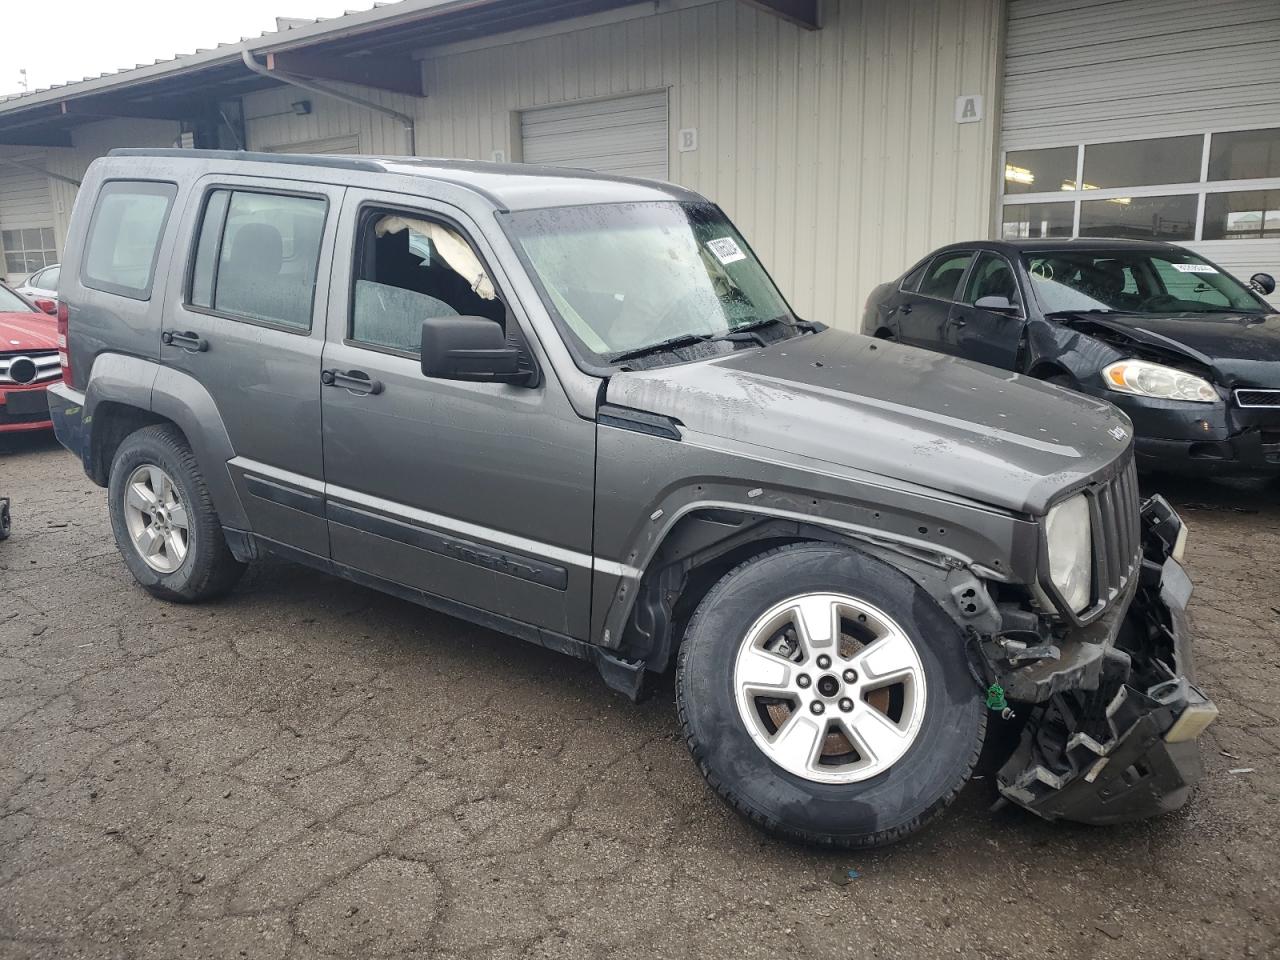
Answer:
[{"left": 597, "top": 404, "right": 683, "bottom": 441}]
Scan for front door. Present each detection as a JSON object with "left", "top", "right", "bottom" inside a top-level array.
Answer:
[
  {"left": 946, "top": 251, "right": 1026, "bottom": 369},
  {"left": 159, "top": 175, "right": 342, "bottom": 557},
  {"left": 897, "top": 250, "right": 973, "bottom": 350},
  {"left": 319, "top": 189, "right": 596, "bottom": 639}
]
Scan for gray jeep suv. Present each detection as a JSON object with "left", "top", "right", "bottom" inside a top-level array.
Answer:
[{"left": 48, "top": 149, "right": 1215, "bottom": 848}]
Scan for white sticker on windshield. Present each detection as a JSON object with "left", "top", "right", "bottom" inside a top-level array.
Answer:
[
  {"left": 706, "top": 237, "right": 747, "bottom": 265},
  {"left": 1172, "top": 263, "right": 1218, "bottom": 274}
]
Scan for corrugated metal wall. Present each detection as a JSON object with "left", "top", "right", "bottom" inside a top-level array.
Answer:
[
  {"left": 1003, "top": 0, "right": 1280, "bottom": 149},
  {"left": 245, "top": 0, "right": 1004, "bottom": 326}
]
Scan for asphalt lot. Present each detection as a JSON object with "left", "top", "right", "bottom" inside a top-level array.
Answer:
[{"left": 1, "top": 430, "right": 1278, "bottom": 960}]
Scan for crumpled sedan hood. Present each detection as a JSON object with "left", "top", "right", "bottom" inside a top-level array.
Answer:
[
  {"left": 1060, "top": 311, "right": 1280, "bottom": 386},
  {"left": 606, "top": 330, "right": 1134, "bottom": 515},
  {"left": 0, "top": 311, "right": 58, "bottom": 351}
]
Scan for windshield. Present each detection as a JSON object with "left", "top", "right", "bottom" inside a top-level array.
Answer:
[
  {"left": 1024, "top": 249, "right": 1269, "bottom": 315},
  {"left": 0, "top": 285, "right": 37, "bottom": 313},
  {"left": 500, "top": 202, "right": 795, "bottom": 363}
]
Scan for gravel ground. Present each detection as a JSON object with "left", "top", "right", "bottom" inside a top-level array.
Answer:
[{"left": 1, "top": 431, "right": 1277, "bottom": 960}]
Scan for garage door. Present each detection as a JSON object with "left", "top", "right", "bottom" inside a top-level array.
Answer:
[
  {"left": 520, "top": 92, "right": 669, "bottom": 180},
  {"left": 999, "top": 0, "right": 1280, "bottom": 304},
  {"left": 0, "top": 162, "right": 56, "bottom": 282},
  {"left": 264, "top": 134, "right": 361, "bottom": 155}
]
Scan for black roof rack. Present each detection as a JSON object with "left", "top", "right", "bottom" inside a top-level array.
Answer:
[{"left": 106, "top": 147, "right": 387, "bottom": 174}]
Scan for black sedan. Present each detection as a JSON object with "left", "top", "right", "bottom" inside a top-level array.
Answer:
[{"left": 863, "top": 239, "right": 1280, "bottom": 475}]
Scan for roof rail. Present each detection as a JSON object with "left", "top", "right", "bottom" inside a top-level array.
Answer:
[{"left": 106, "top": 147, "right": 387, "bottom": 173}]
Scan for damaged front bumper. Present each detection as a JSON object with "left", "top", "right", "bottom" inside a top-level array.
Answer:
[{"left": 995, "top": 496, "right": 1218, "bottom": 825}]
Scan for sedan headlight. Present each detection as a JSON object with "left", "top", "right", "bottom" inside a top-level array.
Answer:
[
  {"left": 1102, "top": 359, "right": 1217, "bottom": 403},
  {"left": 1045, "top": 494, "right": 1092, "bottom": 613}
]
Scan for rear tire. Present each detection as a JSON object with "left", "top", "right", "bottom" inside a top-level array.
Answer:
[
  {"left": 676, "top": 543, "right": 985, "bottom": 849},
  {"left": 108, "top": 424, "right": 245, "bottom": 602}
]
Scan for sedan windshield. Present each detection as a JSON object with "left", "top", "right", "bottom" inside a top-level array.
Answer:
[
  {"left": 0, "top": 285, "right": 37, "bottom": 313},
  {"left": 1024, "top": 249, "right": 1269, "bottom": 315},
  {"left": 501, "top": 202, "right": 795, "bottom": 364}
]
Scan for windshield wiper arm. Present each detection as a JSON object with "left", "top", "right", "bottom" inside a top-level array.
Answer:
[{"left": 606, "top": 333, "right": 716, "bottom": 364}]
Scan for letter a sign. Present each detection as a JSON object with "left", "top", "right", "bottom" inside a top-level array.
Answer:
[{"left": 955, "top": 95, "right": 984, "bottom": 124}]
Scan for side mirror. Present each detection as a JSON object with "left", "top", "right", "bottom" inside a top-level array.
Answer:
[
  {"left": 1249, "top": 273, "right": 1276, "bottom": 296},
  {"left": 420, "top": 315, "right": 530, "bottom": 384},
  {"left": 974, "top": 295, "right": 1021, "bottom": 316},
  {"left": 34, "top": 298, "right": 57, "bottom": 316}
]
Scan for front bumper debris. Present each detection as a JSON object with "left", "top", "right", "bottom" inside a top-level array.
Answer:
[{"left": 996, "top": 495, "right": 1217, "bottom": 825}]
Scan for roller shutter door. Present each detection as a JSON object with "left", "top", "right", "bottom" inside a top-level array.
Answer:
[
  {"left": 1001, "top": 0, "right": 1280, "bottom": 303},
  {"left": 520, "top": 92, "right": 669, "bottom": 180},
  {"left": 1003, "top": 0, "right": 1280, "bottom": 149},
  {"left": 0, "top": 163, "right": 56, "bottom": 282}
]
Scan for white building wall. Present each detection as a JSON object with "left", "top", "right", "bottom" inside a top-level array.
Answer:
[{"left": 243, "top": 0, "right": 1004, "bottom": 327}]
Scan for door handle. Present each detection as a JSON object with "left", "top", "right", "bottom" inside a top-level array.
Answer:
[
  {"left": 162, "top": 330, "right": 209, "bottom": 352},
  {"left": 952, "top": 318, "right": 967, "bottom": 328},
  {"left": 322, "top": 369, "right": 384, "bottom": 396},
  {"left": 900, "top": 304, "right": 913, "bottom": 315}
]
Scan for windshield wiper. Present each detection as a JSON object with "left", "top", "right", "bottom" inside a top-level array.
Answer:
[
  {"left": 606, "top": 317, "right": 822, "bottom": 366},
  {"left": 605, "top": 333, "right": 718, "bottom": 365}
]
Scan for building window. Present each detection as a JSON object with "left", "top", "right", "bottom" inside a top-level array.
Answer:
[
  {"left": 1079, "top": 195, "right": 1198, "bottom": 242},
  {"left": 1004, "top": 147, "right": 1078, "bottom": 195},
  {"left": 1081, "top": 136, "right": 1202, "bottom": 189},
  {"left": 1001, "top": 202, "right": 1073, "bottom": 240},
  {"left": 1001, "top": 128, "right": 1280, "bottom": 246},
  {"left": 1203, "top": 190, "right": 1280, "bottom": 240},
  {"left": 1208, "top": 128, "right": 1280, "bottom": 182},
  {"left": 2, "top": 227, "right": 56, "bottom": 276}
]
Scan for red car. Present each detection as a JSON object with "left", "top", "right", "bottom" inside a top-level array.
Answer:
[{"left": 0, "top": 281, "right": 62, "bottom": 434}]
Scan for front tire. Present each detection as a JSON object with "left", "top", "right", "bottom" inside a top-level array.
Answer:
[
  {"left": 108, "top": 424, "right": 245, "bottom": 602},
  {"left": 676, "top": 543, "right": 985, "bottom": 848}
]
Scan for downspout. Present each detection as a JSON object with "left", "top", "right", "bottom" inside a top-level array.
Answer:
[{"left": 240, "top": 50, "right": 416, "bottom": 156}]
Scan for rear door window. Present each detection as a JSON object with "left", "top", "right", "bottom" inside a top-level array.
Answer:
[
  {"left": 188, "top": 189, "right": 327, "bottom": 331},
  {"left": 81, "top": 180, "right": 177, "bottom": 299},
  {"left": 917, "top": 252, "right": 974, "bottom": 301}
]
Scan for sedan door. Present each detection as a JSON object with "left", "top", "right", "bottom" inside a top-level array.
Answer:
[
  {"left": 896, "top": 251, "right": 974, "bottom": 350},
  {"left": 946, "top": 251, "right": 1027, "bottom": 370},
  {"left": 319, "top": 189, "right": 596, "bottom": 640}
]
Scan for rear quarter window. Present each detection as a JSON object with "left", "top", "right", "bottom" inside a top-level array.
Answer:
[{"left": 81, "top": 180, "right": 177, "bottom": 300}]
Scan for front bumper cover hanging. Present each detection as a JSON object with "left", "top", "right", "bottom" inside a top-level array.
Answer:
[{"left": 997, "top": 495, "right": 1218, "bottom": 825}]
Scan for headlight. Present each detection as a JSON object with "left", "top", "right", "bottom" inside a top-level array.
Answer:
[
  {"left": 1102, "top": 359, "right": 1217, "bottom": 402},
  {"left": 1045, "top": 494, "right": 1092, "bottom": 613}
]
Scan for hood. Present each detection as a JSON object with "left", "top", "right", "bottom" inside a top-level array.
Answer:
[
  {"left": 1058, "top": 311, "right": 1280, "bottom": 386},
  {"left": 0, "top": 311, "right": 57, "bottom": 352},
  {"left": 606, "top": 330, "right": 1133, "bottom": 515}
]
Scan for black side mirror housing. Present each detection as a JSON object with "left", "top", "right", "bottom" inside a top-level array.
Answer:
[
  {"left": 420, "top": 315, "right": 531, "bottom": 384},
  {"left": 1250, "top": 273, "right": 1276, "bottom": 296},
  {"left": 974, "top": 294, "right": 1021, "bottom": 316}
]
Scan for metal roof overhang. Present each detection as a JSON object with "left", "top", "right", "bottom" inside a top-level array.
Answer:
[{"left": 0, "top": 0, "right": 817, "bottom": 148}]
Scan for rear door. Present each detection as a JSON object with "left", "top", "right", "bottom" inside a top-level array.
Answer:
[
  {"left": 318, "top": 188, "right": 596, "bottom": 639},
  {"left": 947, "top": 251, "right": 1027, "bottom": 369},
  {"left": 159, "top": 175, "right": 342, "bottom": 557},
  {"left": 896, "top": 251, "right": 974, "bottom": 349}
]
